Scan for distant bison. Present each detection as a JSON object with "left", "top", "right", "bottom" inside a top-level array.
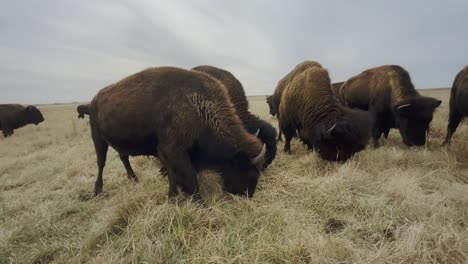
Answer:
[
  {"left": 192, "top": 65, "right": 277, "bottom": 168},
  {"left": 279, "top": 64, "right": 372, "bottom": 161},
  {"left": 77, "top": 104, "right": 90, "bottom": 119},
  {"left": 0, "top": 104, "right": 44, "bottom": 137},
  {"left": 267, "top": 61, "right": 322, "bottom": 141},
  {"left": 89, "top": 67, "right": 266, "bottom": 200},
  {"left": 338, "top": 65, "right": 441, "bottom": 147},
  {"left": 443, "top": 65, "right": 468, "bottom": 145}
]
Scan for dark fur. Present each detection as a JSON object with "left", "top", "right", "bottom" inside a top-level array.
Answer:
[
  {"left": 338, "top": 65, "right": 441, "bottom": 147},
  {"left": 0, "top": 104, "right": 44, "bottom": 137},
  {"left": 89, "top": 67, "right": 266, "bottom": 200},
  {"left": 77, "top": 104, "right": 90, "bottom": 119},
  {"left": 267, "top": 61, "right": 322, "bottom": 141},
  {"left": 443, "top": 66, "right": 468, "bottom": 144},
  {"left": 193, "top": 65, "right": 277, "bottom": 168},
  {"left": 279, "top": 66, "right": 372, "bottom": 161}
]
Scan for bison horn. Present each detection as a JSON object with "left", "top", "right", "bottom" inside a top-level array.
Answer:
[
  {"left": 325, "top": 123, "right": 337, "bottom": 134},
  {"left": 251, "top": 144, "right": 266, "bottom": 165},
  {"left": 397, "top": 104, "right": 411, "bottom": 110},
  {"left": 254, "top": 128, "right": 260, "bottom": 137}
]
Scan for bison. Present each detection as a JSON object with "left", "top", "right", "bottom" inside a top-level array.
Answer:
[
  {"left": 0, "top": 104, "right": 44, "bottom": 137},
  {"left": 337, "top": 65, "right": 441, "bottom": 147},
  {"left": 443, "top": 65, "right": 468, "bottom": 145},
  {"left": 192, "top": 65, "right": 277, "bottom": 168},
  {"left": 267, "top": 61, "right": 322, "bottom": 141},
  {"left": 77, "top": 104, "right": 90, "bottom": 119},
  {"left": 279, "top": 65, "right": 372, "bottom": 161},
  {"left": 89, "top": 67, "right": 266, "bottom": 201}
]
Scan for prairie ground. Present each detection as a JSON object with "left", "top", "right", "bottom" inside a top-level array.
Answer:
[{"left": 0, "top": 89, "right": 467, "bottom": 263}]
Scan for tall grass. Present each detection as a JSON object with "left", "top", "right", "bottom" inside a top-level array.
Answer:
[{"left": 0, "top": 90, "right": 467, "bottom": 263}]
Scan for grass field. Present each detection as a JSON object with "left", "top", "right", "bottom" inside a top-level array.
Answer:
[{"left": 0, "top": 89, "right": 467, "bottom": 263}]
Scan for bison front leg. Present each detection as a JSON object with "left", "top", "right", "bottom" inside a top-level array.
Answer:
[
  {"left": 282, "top": 126, "right": 296, "bottom": 154},
  {"left": 157, "top": 145, "right": 202, "bottom": 203},
  {"left": 371, "top": 113, "right": 384, "bottom": 148},
  {"left": 119, "top": 154, "right": 138, "bottom": 182}
]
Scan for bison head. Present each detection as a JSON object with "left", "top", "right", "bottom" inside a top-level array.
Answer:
[
  {"left": 305, "top": 108, "right": 372, "bottom": 161},
  {"left": 394, "top": 96, "right": 441, "bottom": 146},
  {"left": 26, "top": 105, "right": 44, "bottom": 125},
  {"left": 266, "top": 96, "right": 277, "bottom": 116},
  {"left": 220, "top": 144, "right": 266, "bottom": 197}
]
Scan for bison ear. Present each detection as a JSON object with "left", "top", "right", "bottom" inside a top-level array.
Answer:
[{"left": 26, "top": 105, "right": 34, "bottom": 111}]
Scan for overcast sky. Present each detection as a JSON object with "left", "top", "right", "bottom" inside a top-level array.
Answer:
[{"left": 1, "top": 1, "right": 467, "bottom": 104}]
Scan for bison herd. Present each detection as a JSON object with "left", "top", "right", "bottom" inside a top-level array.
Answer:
[{"left": 1, "top": 63, "right": 467, "bottom": 203}]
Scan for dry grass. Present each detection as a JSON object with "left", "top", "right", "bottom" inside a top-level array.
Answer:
[{"left": 0, "top": 89, "right": 467, "bottom": 263}]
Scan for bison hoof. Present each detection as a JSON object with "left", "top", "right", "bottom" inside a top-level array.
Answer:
[{"left": 128, "top": 176, "right": 138, "bottom": 183}]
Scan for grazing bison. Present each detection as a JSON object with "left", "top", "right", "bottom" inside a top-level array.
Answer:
[
  {"left": 443, "top": 65, "right": 468, "bottom": 145},
  {"left": 89, "top": 67, "right": 266, "bottom": 200},
  {"left": 77, "top": 104, "right": 90, "bottom": 119},
  {"left": 192, "top": 65, "right": 277, "bottom": 168},
  {"left": 279, "top": 66, "right": 372, "bottom": 161},
  {"left": 338, "top": 65, "right": 441, "bottom": 147},
  {"left": 0, "top": 104, "right": 44, "bottom": 137},
  {"left": 267, "top": 60, "right": 322, "bottom": 141}
]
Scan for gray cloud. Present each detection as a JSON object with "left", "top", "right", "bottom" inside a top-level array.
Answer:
[{"left": 1, "top": 0, "right": 467, "bottom": 104}]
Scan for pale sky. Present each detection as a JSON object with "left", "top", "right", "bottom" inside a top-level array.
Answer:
[{"left": 1, "top": 0, "right": 467, "bottom": 104}]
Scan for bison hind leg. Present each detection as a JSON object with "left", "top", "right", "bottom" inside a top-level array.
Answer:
[
  {"left": 92, "top": 136, "right": 109, "bottom": 196},
  {"left": 443, "top": 110, "right": 463, "bottom": 145}
]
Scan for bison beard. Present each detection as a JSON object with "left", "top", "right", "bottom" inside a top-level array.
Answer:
[
  {"left": 89, "top": 67, "right": 266, "bottom": 202},
  {"left": 192, "top": 65, "right": 277, "bottom": 168}
]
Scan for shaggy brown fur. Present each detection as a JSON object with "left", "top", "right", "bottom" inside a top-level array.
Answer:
[
  {"left": 267, "top": 61, "right": 322, "bottom": 141},
  {"left": 279, "top": 67, "right": 372, "bottom": 161},
  {"left": 0, "top": 104, "right": 44, "bottom": 137},
  {"left": 192, "top": 65, "right": 277, "bottom": 168},
  {"left": 77, "top": 104, "right": 90, "bottom": 119},
  {"left": 89, "top": 67, "right": 266, "bottom": 200},
  {"left": 338, "top": 65, "right": 442, "bottom": 147},
  {"left": 443, "top": 65, "right": 468, "bottom": 144}
]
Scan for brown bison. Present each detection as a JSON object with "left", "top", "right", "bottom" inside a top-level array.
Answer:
[
  {"left": 0, "top": 104, "right": 44, "bottom": 137},
  {"left": 443, "top": 65, "right": 468, "bottom": 145},
  {"left": 267, "top": 60, "right": 322, "bottom": 141},
  {"left": 77, "top": 104, "right": 90, "bottom": 119},
  {"left": 89, "top": 67, "right": 266, "bottom": 200},
  {"left": 338, "top": 65, "right": 441, "bottom": 147},
  {"left": 279, "top": 65, "right": 372, "bottom": 161},
  {"left": 192, "top": 65, "right": 277, "bottom": 168}
]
